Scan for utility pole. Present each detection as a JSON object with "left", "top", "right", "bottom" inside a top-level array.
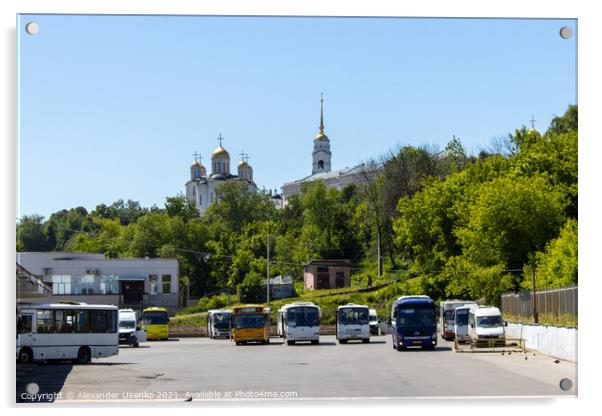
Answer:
[
  {"left": 532, "top": 267, "right": 539, "bottom": 324},
  {"left": 266, "top": 233, "right": 270, "bottom": 306},
  {"left": 377, "top": 231, "right": 382, "bottom": 277}
]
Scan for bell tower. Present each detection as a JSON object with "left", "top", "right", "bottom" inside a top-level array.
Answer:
[{"left": 312, "top": 93, "right": 332, "bottom": 174}]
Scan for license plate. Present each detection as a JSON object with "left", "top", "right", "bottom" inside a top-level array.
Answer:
[{"left": 412, "top": 340, "right": 422, "bottom": 345}]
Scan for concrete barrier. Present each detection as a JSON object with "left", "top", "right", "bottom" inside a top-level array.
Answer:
[{"left": 505, "top": 322, "right": 577, "bottom": 362}]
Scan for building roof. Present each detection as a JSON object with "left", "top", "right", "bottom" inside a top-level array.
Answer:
[
  {"left": 303, "top": 259, "right": 351, "bottom": 267},
  {"left": 283, "top": 162, "right": 384, "bottom": 187}
]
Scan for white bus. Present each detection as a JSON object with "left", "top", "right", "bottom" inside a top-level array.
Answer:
[
  {"left": 277, "top": 302, "right": 321, "bottom": 345},
  {"left": 336, "top": 303, "right": 370, "bottom": 344},
  {"left": 16, "top": 302, "right": 119, "bottom": 364},
  {"left": 207, "top": 309, "right": 232, "bottom": 339}
]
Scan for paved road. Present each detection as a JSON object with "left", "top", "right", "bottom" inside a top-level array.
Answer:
[{"left": 16, "top": 335, "right": 577, "bottom": 402}]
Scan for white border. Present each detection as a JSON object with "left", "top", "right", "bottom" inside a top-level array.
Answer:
[{"left": 3, "top": 1, "right": 600, "bottom": 415}]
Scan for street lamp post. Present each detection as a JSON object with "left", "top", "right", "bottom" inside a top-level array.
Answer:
[{"left": 266, "top": 233, "right": 270, "bottom": 306}]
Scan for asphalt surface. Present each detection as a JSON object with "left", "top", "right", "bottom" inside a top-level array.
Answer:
[{"left": 16, "top": 334, "right": 577, "bottom": 402}]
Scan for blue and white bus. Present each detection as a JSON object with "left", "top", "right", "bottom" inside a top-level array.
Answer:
[{"left": 390, "top": 296, "right": 437, "bottom": 350}]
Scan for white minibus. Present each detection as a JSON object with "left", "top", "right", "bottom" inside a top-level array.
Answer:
[
  {"left": 452, "top": 306, "right": 471, "bottom": 343},
  {"left": 17, "top": 302, "right": 119, "bottom": 364},
  {"left": 468, "top": 305, "right": 507, "bottom": 347},
  {"left": 118, "top": 308, "right": 147, "bottom": 347},
  {"left": 277, "top": 302, "right": 321, "bottom": 345},
  {"left": 336, "top": 303, "right": 370, "bottom": 344}
]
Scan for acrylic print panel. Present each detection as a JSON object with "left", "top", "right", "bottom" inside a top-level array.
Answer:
[{"left": 16, "top": 14, "right": 577, "bottom": 403}]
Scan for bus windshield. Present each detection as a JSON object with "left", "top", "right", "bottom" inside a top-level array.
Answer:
[
  {"left": 338, "top": 308, "right": 369, "bottom": 325},
  {"left": 143, "top": 311, "right": 169, "bottom": 325},
  {"left": 396, "top": 307, "right": 436, "bottom": 328},
  {"left": 286, "top": 307, "right": 319, "bottom": 327},
  {"left": 234, "top": 313, "right": 265, "bottom": 329},
  {"left": 454, "top": 309, "right": 469, "bottom": 325},
  {"left": 213, "top": 313, "right": 231, "bottom": 329},
  {"left": 477, "top": 315, "right": 502, "bottom": 328}
]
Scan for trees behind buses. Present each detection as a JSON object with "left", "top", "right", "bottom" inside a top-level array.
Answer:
[{"left": 16, "top": 303, "right": 119, "bottom": 364}]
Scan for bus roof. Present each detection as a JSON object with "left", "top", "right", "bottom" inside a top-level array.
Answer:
[
  {"left": 208, "top": 309, "right": 232, "bottom": 315},
  {"left": 337, "top": 303, "right": 369, "bottom": 310},
  {"left": 278, "top": 302, "right": 319, "bottom": 312},
  {"left": 469, "top": 305, "right": 501, "bottom": 317},
  {"left": 19, "top": 303, "right": 118, "bottom": 310},
  {"left": 143, "top": 306, "right": 168, "bottom": 313},
  {"left": 392, "top": 297, "right": 435, "bottom": 308},
  {"left": 232, "top": 305, "right": 266, "bottom": 314},
  {"left": 441, "top": 300, "right": 477, "bottom": 310}
]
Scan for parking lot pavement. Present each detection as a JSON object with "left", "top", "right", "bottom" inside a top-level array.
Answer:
[{"left": 16, "top": 335, "right": 577, "bottom": 402}]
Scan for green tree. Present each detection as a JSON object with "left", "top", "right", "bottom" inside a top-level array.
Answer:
[
  {"left": 17, "top": 215, "right": 50, "bottom": 252},
  {"left": 522, "top": 218, "right": 577, "bottom": 289},
  {"left": 456, "top": 175, "right": 567, "bottom": 275}
]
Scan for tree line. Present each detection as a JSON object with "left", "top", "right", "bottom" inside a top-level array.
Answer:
[{"left": 17, "top": 105, "right": 577, "bottom": 305}]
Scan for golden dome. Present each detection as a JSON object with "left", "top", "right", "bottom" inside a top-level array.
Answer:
[
  {"left": 314, "top": 132, "right": 329, "bottom": 141},
  {"left": 238, "top": 160, "right": 250, "bottom": 168},
  {"left": 211, "top": 145, "right": 230, "bottom": 158},
  {"left": 191, "top": 160, "right": 204, "bottom": 169}
]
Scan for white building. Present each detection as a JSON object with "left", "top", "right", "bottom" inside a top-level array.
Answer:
[
  {"left": 282, "top": 96, "right": 383, "bottom": 203},
  {"left": 16, "top": 252, "right": 181, "bottom": 315},
  {"left": 185, "top": 134, "right": 258, "bottom": 215}
]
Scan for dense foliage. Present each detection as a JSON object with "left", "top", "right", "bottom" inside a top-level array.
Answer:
[{"left": 17, "top": 106, "right": 577, "bottom": 307}]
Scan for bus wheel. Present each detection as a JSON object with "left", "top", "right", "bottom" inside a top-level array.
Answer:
[
  {"left": 18, "top": 348, "right": 33, "bottom": 364},
  {"left": 76, "top": 347, "right": 91, "bottom": 364},
  {"left": 396, "top": 344, "right": 406, "bottom": 351},
  {"left": 133, "top": 341, "right": 140, "bottom": 348},
  {"left": 339, "top": 339, "right": 347, "bottom": 344},
  {"left": 266, "top": 339, "right": 270, "bottom": 344},
  {"left": 311, "top": 340, "right": 319, "bottom": 345},
  {"left": 287, "top": 340, "right": 294, "bottom": 346},
  {"left": 362, "top": 338, "right": 370, "bottom": 344}
]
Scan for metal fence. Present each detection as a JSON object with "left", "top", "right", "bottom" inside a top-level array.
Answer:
[{"left": 500, "top": 284, "right": 578, "bottom": 319}]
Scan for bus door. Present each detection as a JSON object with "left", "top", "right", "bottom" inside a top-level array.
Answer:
[{"left": 17, "top": 313, "right": 33, "bottom": 347}]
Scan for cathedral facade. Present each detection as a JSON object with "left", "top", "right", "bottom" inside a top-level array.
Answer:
[
  {"left": 281, "top": 96, "right": 383, "bottom": 204},
  {"left": 185, "top": 135, "right": 257, "bottom": 215}
]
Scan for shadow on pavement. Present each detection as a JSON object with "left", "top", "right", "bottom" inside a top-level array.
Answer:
[
  {"left": 396, "top": 346, "right": 452, "bottom": 352},
  {"left": 284, "top": 341, "right": 337, "bottom": 346},
  {"left": 16, "top": 362, "right": 72, "bottom": 403}
]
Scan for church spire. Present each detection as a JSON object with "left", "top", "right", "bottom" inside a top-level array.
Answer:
[
  {"left": 314, "top": 93, "right": 329, "bottom": 142},
  {"left": 319, "top": 93, "right": 325, "bottom": 135}
]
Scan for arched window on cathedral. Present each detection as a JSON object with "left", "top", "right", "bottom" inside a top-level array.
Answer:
[
  {"left": 318, "top": 160, "right": 324, "bottom": 170},
  {"left": 199, "top": 194, "right": 202, "bottom": 205}
]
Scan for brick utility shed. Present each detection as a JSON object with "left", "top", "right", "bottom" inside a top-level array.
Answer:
[{"left": 303, "top": 260, "right": 351, "bottom": 290}]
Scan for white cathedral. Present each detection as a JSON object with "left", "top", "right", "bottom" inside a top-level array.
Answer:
[
  {"left": 281, "top": 95, "right": 383, "bottom": 204},
  {"left": 185, "top": 134, "right": 258, "bottom": 215}
]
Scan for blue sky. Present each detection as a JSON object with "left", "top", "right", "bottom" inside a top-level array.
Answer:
[{"left": 17, "top": 15, "right": 577, "bottom": 219}]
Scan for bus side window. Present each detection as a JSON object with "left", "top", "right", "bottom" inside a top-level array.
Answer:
[
  {"left": 109, "top": 310, "right": 117, "bottom": 333},
  {"left": 76, "top": 310, "right": 91, "bottom": 333},
  {"left": 36, "top": 309, "right": 54, "bottom": 333},
  {"left": 91, "top": 310, "right": 109, "bottom": 333},
  {"left": 17, "top": 315, "right": 32, "bottom": 334},
  {"left": 63, "top": 310, "right": 77, "bottom": 333}
]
